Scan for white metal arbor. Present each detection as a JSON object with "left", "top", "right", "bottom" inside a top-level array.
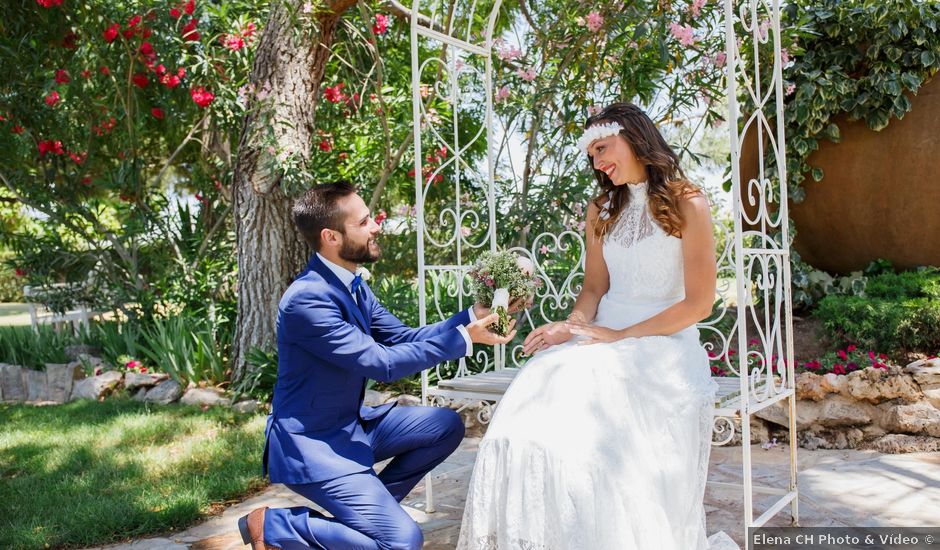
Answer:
[{"left": 409, "top": 0, "right": 799, "bottom": 546}]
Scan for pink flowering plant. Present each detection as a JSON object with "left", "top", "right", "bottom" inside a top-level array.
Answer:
[
  {"left": 798, "top": 344, "right": 894, "bottom": 376},
  {"left": 468, "top": 251, "right": 540, "bottom": 336},
  {"left": 0, "top": 0, "right": 264, "bottom": 319}
]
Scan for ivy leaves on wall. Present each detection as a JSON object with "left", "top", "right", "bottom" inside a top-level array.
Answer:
[{"left": 782, "top": 0, "right": 940, "bottom": 202}]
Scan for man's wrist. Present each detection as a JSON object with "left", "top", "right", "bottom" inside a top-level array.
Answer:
[{"left": 472, "top": 303, "right": 488, "bottom": 321}]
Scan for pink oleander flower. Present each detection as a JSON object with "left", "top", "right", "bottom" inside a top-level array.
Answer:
[
  {"left": 586, "top": 11, "right": 604, "bottom": 32},
  {"left": 689, "top": 0, "right": 706, "bottom": 17},
  {"left": 373, "top": 13, "right": 389, "bottom": 35},
  {"left": 711, "top": 51, "right": 727, "bottom": 68},
  {"left": 495, "top": 86, "right": 510, "bottom": 101},
  {"left": 516, "top": 67, "right": 537, "bottom": 82},
  {"left": 669, "top": 22, "right": 696, "bottom": 47}
]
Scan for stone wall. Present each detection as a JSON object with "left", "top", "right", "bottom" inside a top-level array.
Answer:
[
  {"left": 0, "top": 357, "right": 261, "bottom": 413},
  {"left": 752, "top": 359, "right": 940, "bottom": 453}
]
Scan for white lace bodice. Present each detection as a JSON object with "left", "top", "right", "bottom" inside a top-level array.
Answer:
[{"left": 602, "top": 181, "right": 685, "bottom": 303}]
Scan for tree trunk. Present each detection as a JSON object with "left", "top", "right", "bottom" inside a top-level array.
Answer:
[{"left": 232, "top": 0, "right": 357, "bottom": 382}]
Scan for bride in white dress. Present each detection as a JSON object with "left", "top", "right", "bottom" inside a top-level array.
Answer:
[{"left": 456, "top": 103, "right": 739, "bottom": 550}]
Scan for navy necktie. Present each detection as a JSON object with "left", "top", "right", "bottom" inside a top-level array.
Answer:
[{"left": 351, "top": 274, "right": 363, "bottom": 294}]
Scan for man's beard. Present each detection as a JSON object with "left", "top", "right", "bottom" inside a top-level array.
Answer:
[{"left": 339, "top": 235, "right": 381, "bottom": 264}]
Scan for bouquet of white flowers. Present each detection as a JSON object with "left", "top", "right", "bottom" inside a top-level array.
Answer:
[{"left": 468, "top": 251, "right": 541, "bottom": 336}]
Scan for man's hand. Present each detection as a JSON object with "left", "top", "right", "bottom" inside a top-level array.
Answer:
[
  {"left": 472, "top": 296, "right": 532, "bottom": 319},
  {"left": 522, "top": 320, "right": 572, "bottom": 355},
  {"left": 467, "top": 313, "right": 517, "bottom": 345}
]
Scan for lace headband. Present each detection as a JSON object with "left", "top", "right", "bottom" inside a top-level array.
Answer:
[{"left": 576, "top": 121, "right": 623, "bottom": 156}]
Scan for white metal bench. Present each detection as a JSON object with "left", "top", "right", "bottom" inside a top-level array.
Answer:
[{"left": 23, "top": 283, "right": 103, "bottom": 334}]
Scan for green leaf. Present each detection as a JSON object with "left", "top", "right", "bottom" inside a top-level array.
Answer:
[
  {"left": 922, "top": 50, "right": 937, "bottom": 67},
  {"left": 901, "top": 72, "right": 922, "bottom": 91},
  {"left": 811, "top": 167, "right": 824, "bottom": 182},
  {"left": 825, "top": 123, "right": 841, "bottom": 142}
]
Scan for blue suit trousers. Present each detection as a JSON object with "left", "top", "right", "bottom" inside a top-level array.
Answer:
[{"left": 263, "top": 405, "right": 465, "bottom": 549}]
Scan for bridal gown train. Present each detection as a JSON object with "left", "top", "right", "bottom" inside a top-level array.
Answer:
[{"left": 456, "top": 182, "right": 739, "bottom": 550}]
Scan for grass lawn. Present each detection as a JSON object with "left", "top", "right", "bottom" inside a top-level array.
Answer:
[{"left": 0, "top": 399, "right": 267, "bottom": 550}]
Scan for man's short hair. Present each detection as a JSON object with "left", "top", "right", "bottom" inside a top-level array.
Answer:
[{"left": 292, "top": 180, "right": 358, "bottom": 249}]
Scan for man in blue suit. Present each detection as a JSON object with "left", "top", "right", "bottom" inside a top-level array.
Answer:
[{"left": 239, "top": 181, "right": 516, "bottom": 549}]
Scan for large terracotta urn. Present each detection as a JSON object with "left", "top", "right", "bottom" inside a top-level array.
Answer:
[{"left": 741, "top": 76, "right": 940, "bottom": 274}]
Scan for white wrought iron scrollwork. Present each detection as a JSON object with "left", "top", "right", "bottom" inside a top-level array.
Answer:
[{"left": 712, "top": 415, "right": 737, "bottom": 447}]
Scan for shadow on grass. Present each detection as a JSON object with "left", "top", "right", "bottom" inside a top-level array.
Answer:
[{"left": 0, "top": 399, "right": 266, "bottom": 550}]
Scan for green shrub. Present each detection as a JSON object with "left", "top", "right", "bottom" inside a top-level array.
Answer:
[
  {"left": 864, "top": 268, "right": 940, "bottom": 300},
  {"left": 0, "top": 325, "right": 73, "bottom": 369},
  {"left": 138, "top": 315, "right": 230, "bottom": 386},
  {"left": 231, "top": 346, "right": 278, "bottom": 403},
  {"left": 815, "top": 271, "right": 940, "bottom": 355},
  {"left": 0, "top": 265, "right": 23, "bottom": 302}
]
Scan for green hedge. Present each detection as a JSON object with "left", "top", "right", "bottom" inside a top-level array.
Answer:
[{"left": 815, "top": 269, "right": 940, "bottom": 355}]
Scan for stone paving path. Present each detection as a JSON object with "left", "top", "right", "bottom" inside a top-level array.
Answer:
[{"left": 85, "top": 439, "right": 940, "bottom": 550}]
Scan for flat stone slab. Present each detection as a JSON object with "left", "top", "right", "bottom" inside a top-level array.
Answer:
[{"left": 83, "top": 439, "right": 940, "bottom": 550}]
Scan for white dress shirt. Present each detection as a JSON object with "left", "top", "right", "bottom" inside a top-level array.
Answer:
[{"left": 316, "top": 253, "right": 474, "bottom": 356}]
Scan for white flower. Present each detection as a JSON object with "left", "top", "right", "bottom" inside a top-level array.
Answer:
[
  {"left": 491, "top": 288, "right": 510, "bottom": 309},
  {"left": 356, "top": 266, "right": 371, "bottom": 281},
  {"left": 516, "top": 256, "right": 535, "bottom": 276},
  {"left": 576, "top": 121, "right": 624, "bottom": 155}
]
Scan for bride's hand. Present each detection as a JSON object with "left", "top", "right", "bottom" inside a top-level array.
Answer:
[
  {"left": 566, "top": 321, "right": 625, "bottom": 345},
  {"left": 522, "top": 321, "right": 572, "bottom": 355}
]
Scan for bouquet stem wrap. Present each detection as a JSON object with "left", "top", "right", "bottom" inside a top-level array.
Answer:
[{"left": 491, "top": 288, "right": 511, "bottom": 337}]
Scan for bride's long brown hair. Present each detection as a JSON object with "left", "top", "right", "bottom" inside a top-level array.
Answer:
[{"left": 585, "top": 102, "right": 700, "bottom": 239}]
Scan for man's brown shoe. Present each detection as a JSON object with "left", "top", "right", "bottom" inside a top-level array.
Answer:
[{"left": 238, "top": 507, "right": 280, "bottom": 549}]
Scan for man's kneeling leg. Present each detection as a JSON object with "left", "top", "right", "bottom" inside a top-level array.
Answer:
[{"left": 264, "top": 471, "right": 423, "bottom": 550}]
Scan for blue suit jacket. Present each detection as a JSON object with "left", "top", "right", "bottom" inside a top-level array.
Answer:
[{"left": 263, "top": 254, "right": 471, "bottom": 484}]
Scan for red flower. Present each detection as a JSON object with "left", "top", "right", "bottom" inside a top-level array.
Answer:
[
  {"left": 375, "top": 209, "right": 387, "bottom": 224},
  {"left": 372, "top": 13, "right": 389, "bottom": 35},
  {"left": 155, "top": 64, "right": 167, "bottom": 75},
  {"left": 36, "top": 0, "right": 63, "bottom": 7},
  {"left": 183, "top": 0, "right": 195, "bottom": 15},
  {"left": 12, "top": 124, "right": 24, "bottom": 134},
  {"left": 68, "top": 151, "right": 86, "bottom": 165},
  {"left": 128, "top": 14, "right": 142, "bottom": 28},
  {"left": 837, "top": 349, "right": 848, "bottom": 361},
  {"left": 181, "top": 18, "right": 200, "bottom": 42},
  {"left": 132, "top": 73, "right": 149, "bottom": 88},
  {"left": 81, "top": 176, "right": 92, "bottom": 185},
  {"left": 150, "top": 107, "right": 165, "bottom": 119},
  {"left": 103, "top": 23, "right": 120, "bottom": 43},
  {"left": 100, "top": 66, "right": 111, "bottom": 76},
  {"left": 160, "top": 74, "right": 181, "bottom": 88},
  {"left": 833, "top": 364, "right": 846, "bottom": 375},
  {"left": 190, "top": 87, "right": 214, "bottom": 107},
  {"left": 38, "top": 139, "right": 64, "bottom": 156},
  {"left": 242, "top": 22, "right": 256, "bottom": 38},
  {"left": 407, "top": 168, "right": 416, "bottom": 177},
  {"left": 847, "top": 344, "right": 857, "bottom": 352},
  {"left": 139, "top": 367, "right": 148, "bottom": 373},
  {"left": 139, "top": 41, "right": 155, "bottom": 57},
  {"left": 14, "top": 267, "right": 26, "bottom": 277},
  {"left": 44, "top": 91, "right": 60, "bottom": 107},
  {"left": 62, "top": 31, "right": 79, "bottom": 49},
  {"left": 221, "top": 33, "right": 245, "bottom": 51},
  {"left": 142, "top": 28, "right": 153, "bottom": 39},
  {"left": 323, "top": 83, "right": 345, "bottom": 103},
  {"left": 54, "top": 69, "right": 70, "bottom": 84},
  {"left": 319, "top": 138, "right": 332, "bottom": 152},
  {"left": 169, "top": 7, "right": 181, "bottom": 18},
  {"left": 81, "top": 69, "right": 91, "bottom": 78}
]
